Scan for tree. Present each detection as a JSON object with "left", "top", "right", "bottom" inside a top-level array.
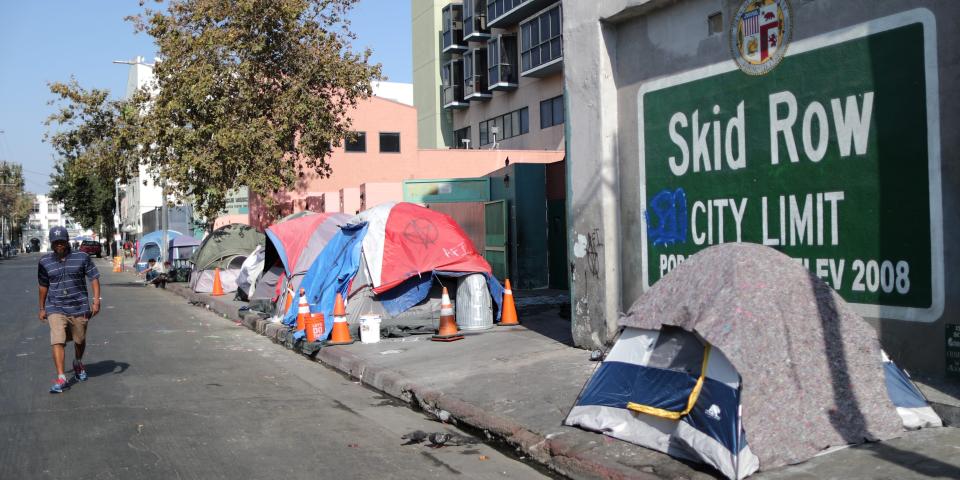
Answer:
[
  {"left": 128, "top": 0, "right": 382, "bottom": 223},
  {"left": 0, "top": 162, "right": 32, "bottom": 246},
  {"left": 44, "top": 80, "right": 138, "bottom": 238}
]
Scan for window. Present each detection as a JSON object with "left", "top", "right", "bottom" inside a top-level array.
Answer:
[
  {"left": 47, "top": 204, "right": 58, "bottom": 214},
  {"left": 442, "top": 59, "right": 467, "bottom": 108},
  {"left": 345, "top": 132, "right": 366, "bottom": 152},
  {"left": 454, "top": 126, "right": 472, "bottom": 149},
  {"left": 441, "top": 3, "right": 465, "bottom": 53},
  {"left": 708, "top": 12, "right": 723, "bottom": 35},
  {"left": 379, "top": 132, "right": 400, "bottom": 153},
  {"left": 32, "top": 203, "right": 40, "bottom": 214},
  {"left": 479, "top": 107, "right": 528, "bottom": 145},
  {"left": 520, "top": 4, "right": 562, "bottom": 74},
  {"left": 464, "top": 47, "right": 490, "bottom": 99},
  {"left": 487, "top": 34, "right": 518, "bottom": 89},
  {"left": 463, "top": 0, "right": 489, "bottom": 40},
  {"left": 539, "top": 95, "right": 564, "bottom": 128}
]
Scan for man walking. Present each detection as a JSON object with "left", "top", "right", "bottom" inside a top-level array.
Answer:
[{"left": 38, "top": 226, "right": 101, "bottom": 393}]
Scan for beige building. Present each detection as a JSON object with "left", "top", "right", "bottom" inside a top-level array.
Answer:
[{"left": 413, "top": 0, "right": 565, "bottom": 151}]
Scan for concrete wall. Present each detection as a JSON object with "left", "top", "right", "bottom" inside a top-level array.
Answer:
[
  {"left": 413, "top": 0, "right": 452, "bottom": 148},
  {"left": 564, "top": 0, "right": 960, "bottom": 376}
]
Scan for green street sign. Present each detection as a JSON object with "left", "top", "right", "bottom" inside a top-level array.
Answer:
[{"left": 639, "top": 10, "right": 943, "bottom": 322}]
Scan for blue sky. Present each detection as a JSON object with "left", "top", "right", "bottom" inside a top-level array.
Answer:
[{"left": 0, "top": 1, "right": 412, "bottom": 194}]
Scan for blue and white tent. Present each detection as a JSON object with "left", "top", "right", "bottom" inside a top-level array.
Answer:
[
  {"left": 567, "top": 326, "right": 758, "bottom": 479},
  {"left": 565, "top": 244, "right": 941, "bottom": 479}
]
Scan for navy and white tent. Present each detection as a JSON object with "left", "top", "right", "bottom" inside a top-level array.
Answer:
[{"left": 565, "top": 244, "right": 940, "bottom": 479}]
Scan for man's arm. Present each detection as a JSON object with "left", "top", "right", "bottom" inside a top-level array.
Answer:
[
  {"left": 38, "top": 261, "right": 49, "bottom": 322},
  {"left": 38, "top": 285, "right": 48, "bottom": 322},
  {"left": 90, "top": 278, "right": 101, "bottom": 317}
]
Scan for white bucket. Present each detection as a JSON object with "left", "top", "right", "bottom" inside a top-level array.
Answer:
[{"left": 359, "top": 314, "right": 381, "bottom": 344}]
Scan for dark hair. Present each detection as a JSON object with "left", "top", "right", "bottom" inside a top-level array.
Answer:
[{"left": 148, "top": 258, "right": 157, "bottom": 263}]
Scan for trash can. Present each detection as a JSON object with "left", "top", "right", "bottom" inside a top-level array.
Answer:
[{"left": 455, "top": 274, "right": 493, "bottom": 331}]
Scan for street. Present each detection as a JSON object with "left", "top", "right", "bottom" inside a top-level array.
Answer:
[{"left": 0, "top": 253, "right": 552, "bottom": 480}]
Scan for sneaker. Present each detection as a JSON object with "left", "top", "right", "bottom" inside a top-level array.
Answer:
[
  {"left": 50, "top": 377, "right": 69, "bottom": 394},
  {"left": 73, "top": 359, "right": 87, "bottom": 382}
]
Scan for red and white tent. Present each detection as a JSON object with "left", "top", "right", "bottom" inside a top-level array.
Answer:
[{"left": 352, "top": 202, "right": 493, "bottom": 294}]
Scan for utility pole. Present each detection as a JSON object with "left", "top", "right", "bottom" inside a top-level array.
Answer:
[{"left": 161, "top": 182, "right": 168, "bottom": 265}]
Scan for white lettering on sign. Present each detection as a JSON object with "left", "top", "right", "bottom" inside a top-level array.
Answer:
[
  {"left": 761, "top": 191, "right": 844, "bottom": 246},
  {"left": 659, "top": 254, "right": 686, "bottom": 277},
  {"left": 690, "top": 197, "right": 748, "bottom": 246},
  {"left": 668, "top": 90, "right": 873, "bottom": 174},
  {"left": 668, "top": 102, "right": 746, "bottom": 176},
  {"left": 769, "top": 90, "right": 874, "bottom": 165}
]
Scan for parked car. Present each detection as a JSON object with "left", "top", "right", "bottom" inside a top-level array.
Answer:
[{"left": 79, "top": 240, "right": 102, "bottom": 258}]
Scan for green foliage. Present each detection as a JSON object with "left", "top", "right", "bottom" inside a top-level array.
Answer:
[
  {"left": 0, "top": 162, "right": 33, "bottom": 243},
  {"left": 128, "top": 0, "right": 383, "bottom": 222},
  {"left": 44, "top": 80, "right": 132, "bottom": 237},
  {"left": 48, "top": 160, "right": 116, "bottom": 237}
]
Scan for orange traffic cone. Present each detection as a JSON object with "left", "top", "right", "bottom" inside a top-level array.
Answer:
[
  {"left": 432, "top": 287, "right": 463, "bottom": 342},
  {"left": 295, "top": 288, "right": 310, "bottom": 332},
  {"left": 211, "top": 267, "right": 225, "bottom": 296},
  {"left": 327, "top": 293, "right": 355, "bottom": 345},
  {"left": 497, "top": 279, "right": 519, "bottom": 326}
]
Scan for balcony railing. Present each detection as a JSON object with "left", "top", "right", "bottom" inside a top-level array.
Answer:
[
  {"left": 442, "top": 59, "right": 469, "bottom": 109},
  {"left": 463, "top": 0, "right": 490, "bottom": 41},
  {"left": 485, "top": 0, "right": 554, "bottom": 29},
  {"left": 464, "top": 48, "right": 491, "bottom": 100},
  {"left": 487, "top": 34, "right": 518, "bottom": 90},
  {"left": 442, "top": 3, "right": 468, "bottom": 54}
]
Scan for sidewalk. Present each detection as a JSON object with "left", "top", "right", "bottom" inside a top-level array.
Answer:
[{"left": 140, "top": 269, "right": 960, "bottom": 479}]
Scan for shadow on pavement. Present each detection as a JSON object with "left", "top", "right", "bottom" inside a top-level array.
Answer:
[
  {"left": 82, "top": 360, "right": 130, "bottom": 377},
  {"left": 861, "top": 441, "right": 960, "bottom": 477}
]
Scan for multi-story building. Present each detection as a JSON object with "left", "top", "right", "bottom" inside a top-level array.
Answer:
[
  {"left": 414, "top": 0, "right": 565, "bottom": 151},
  {"left": 22, "top": 194, "right": 88, "bottom": 252},
  {"left": 118, "top": 57, "right": 166, "bottom": 239}
]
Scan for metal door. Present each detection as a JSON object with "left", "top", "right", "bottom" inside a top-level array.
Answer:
[{"left": 483, "top": 200, "right": 508, "bottom": 281}]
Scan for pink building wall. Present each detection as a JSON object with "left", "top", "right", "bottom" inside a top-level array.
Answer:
[
  {"left": 360, "top": 182, "right": 404, "bottom": 211},
  {"left": 339, "top": 187, "right": 362, "bottom": 214},
  {"left": 248, "top": 95, "right": 564, "bottom": 229}
]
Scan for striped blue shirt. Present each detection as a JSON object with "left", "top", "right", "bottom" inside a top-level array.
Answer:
[{"left": 38, "top": 250, "right": 100, "bottom": 316}]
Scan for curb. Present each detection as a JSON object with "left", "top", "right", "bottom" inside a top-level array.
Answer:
[{"left": 162, "top": 282, "right": 655, "bottom": 480}]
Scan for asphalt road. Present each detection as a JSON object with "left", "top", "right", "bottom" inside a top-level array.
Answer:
[{"left": 0, "top": 253, "right": 552, "bottom": 479}]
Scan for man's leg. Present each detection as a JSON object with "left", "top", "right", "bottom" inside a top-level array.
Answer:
[
  {"left": 51, "top": 344, "right": 65, "bottom": 377},
  {"left": 48, "top": 314, "right": 69, "bottom": 393},
  {"left": 48, "top": 314, "right": 68, "bottom": 376},
  {"left": 69, "top": 316, "right": 89, "bottom": 381}
]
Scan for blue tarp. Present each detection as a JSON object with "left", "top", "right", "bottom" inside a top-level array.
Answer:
[
  {"left": 283, "top": 222, "right": 368, "bottom": 341},
  {"left": 883, "top": 361, "right": 928, "bottom": 408},
  {"left": 378, "top": 270, "right": 504, "bottom": 319}
]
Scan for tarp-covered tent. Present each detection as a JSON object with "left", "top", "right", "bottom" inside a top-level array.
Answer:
[
  {"left": 565, "top": 244, "right": 940, "bottom": 479},
  {"left": 190, "top": 224, "right": 264, "bottom": 294},
  {"left": 136, "top": 230, "right": 183, "bottom": 271},
  {"left": 282, "top": 202, "right": 503, "bottom": 340},
  {"left": 252, "top": 212, "right": 349, "bottom": 300}
]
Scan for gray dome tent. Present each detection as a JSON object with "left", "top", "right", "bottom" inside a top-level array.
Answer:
[{"left": 190, "top": 223, "right": 265, "bottom": 294}]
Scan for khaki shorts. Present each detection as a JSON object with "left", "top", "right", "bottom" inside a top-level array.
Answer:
[{"left": 48, "top": 313, "right": 89, "bottom": 345}]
